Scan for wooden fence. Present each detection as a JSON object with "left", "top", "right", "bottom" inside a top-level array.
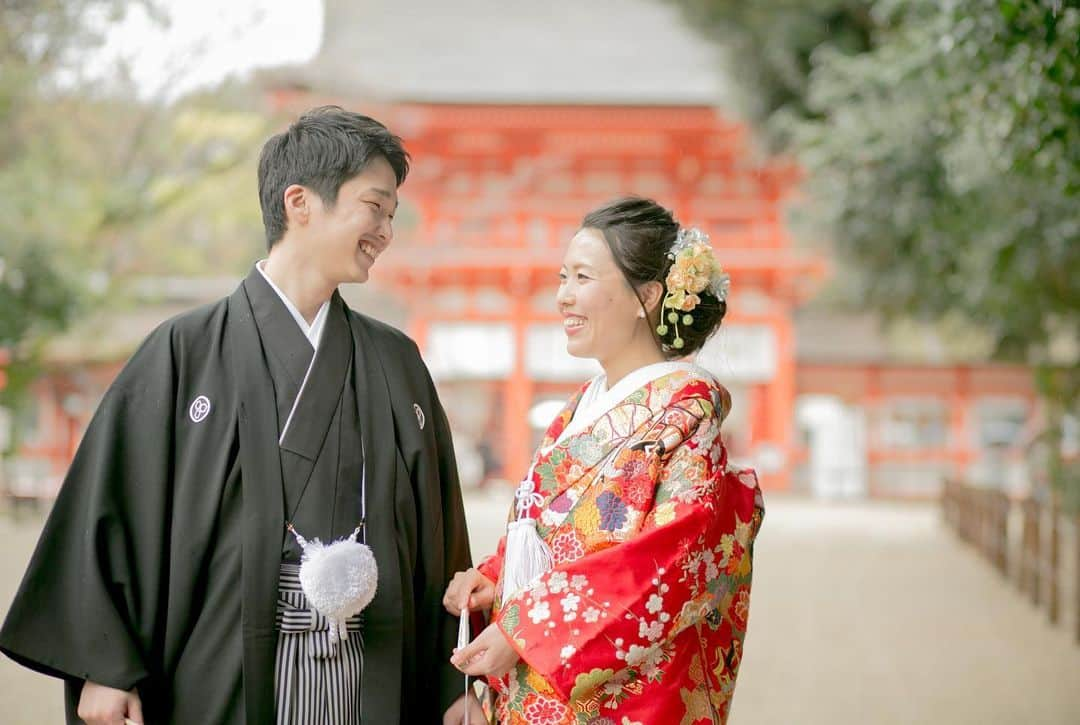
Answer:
[{"left": 942, "top": 479, "right": 1079, "bottom": 644}]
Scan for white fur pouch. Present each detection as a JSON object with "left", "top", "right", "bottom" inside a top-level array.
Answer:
[{"left": 290, "top": 525, "right": 378, "bottom": 641}]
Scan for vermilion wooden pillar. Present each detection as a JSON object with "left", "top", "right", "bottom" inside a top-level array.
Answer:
[
  {"left": 505, "top": 291, "right": 533, "bottom": 484},
  {"left": 762, "top": 310, "right": 796, "bottom": 490},
  {"left": 950, "top": 366, "right": 971, "bottom": 476}
]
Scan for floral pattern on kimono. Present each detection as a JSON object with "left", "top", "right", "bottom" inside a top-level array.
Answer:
[{"left": 476, "top": 367, "right": 764, "bottom": 725}]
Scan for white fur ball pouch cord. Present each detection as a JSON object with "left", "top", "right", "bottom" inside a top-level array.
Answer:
[{"left": 288, "top": 523, "right": 378, "bottom": 641}]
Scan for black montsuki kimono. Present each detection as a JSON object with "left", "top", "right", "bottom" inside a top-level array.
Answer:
[{"left": 0, "top": 269, "right": 471, "bottom": 723}]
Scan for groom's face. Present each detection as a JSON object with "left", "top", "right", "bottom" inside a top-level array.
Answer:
[{"left": 306, "top": 155, "right": 399, "bottom": 285}]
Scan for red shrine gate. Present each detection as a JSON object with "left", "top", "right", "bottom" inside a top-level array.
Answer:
[
  {"left": 0, "top": 101, "right": 1039, "bottom": 501},
  {"left": 269, "top": 95, "right": 826, "bottom": 490}
]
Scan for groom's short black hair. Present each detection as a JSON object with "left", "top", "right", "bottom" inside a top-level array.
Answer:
[{"left": 258, "top": 105, "right": 410, "bottom": 249}]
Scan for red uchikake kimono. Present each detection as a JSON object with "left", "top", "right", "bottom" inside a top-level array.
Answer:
[{"left": 477, "top": 362, "right": 765, "bottom": 725}]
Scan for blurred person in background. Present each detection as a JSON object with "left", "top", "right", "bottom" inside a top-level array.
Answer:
[
  {"left": 1, "top": 106, "right": 474, "bottom": 724},
  {"left": 444, "top": 197, "right": 764, "bottom": 724}
]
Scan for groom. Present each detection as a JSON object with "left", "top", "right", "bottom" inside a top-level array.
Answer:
[{"left": 1, "top": 106, "right": 477, "bottom": 723}]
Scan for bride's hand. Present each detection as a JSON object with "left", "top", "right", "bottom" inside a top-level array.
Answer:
[
  {"left": 450, "top": 622, "right": 520, "bottom": 677},
  {"left": 443, "top": 568, "right": 496, "bottom": 615}
]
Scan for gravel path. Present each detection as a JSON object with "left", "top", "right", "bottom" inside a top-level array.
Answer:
[{"left": 2, "top": 494, "right": 1077, "bottom": 723}]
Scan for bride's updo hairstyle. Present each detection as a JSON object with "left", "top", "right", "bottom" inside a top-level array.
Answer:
[{"left": 581, "top": 197, "right": 728, "bottom": 359}]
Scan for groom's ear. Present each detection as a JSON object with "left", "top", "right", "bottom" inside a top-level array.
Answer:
[{"left": 282, "top": 184, "right": 312, "bottom": 227}]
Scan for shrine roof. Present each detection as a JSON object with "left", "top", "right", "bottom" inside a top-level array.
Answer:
[{"left": 261, "top": 0, "right": 732, "bottom": 106}]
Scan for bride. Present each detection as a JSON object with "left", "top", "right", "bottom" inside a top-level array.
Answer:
[{"left": 443, "top": 197, "right": 764, "bottom": 725}]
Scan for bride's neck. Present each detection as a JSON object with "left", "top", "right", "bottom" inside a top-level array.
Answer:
[{"left": 600, "top": 342, "right": 666, "bottom": 389}]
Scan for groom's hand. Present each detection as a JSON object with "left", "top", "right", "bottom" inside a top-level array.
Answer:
[
  {"left": 442, "top": 692, "right": 485, "bottom": 725},
  {"left": 78, "top": 680, "right": 144, "bottom": 725}
]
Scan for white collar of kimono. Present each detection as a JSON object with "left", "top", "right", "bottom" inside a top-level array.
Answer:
[
  {"left": 256, "top": 260, "right": 330, "bottom": 351},
  {"left": 554, "top": 360, "right": 718, "bottom": 447}
]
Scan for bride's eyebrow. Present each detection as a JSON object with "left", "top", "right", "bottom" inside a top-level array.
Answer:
[{"left": 563, "top": 262, "right": 597, "bottom": 273}]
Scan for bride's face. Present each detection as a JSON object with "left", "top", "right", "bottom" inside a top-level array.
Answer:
[{"left": 556, "top": 228, "right": 643, "bottom": 362}]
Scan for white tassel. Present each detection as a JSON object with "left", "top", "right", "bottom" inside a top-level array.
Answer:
[{"left": 501, "top": 518, "right": 554, "bottom": 599}]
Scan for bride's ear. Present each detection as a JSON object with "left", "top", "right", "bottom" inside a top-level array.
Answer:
[{"left": 638, "top": 280, "right": 665, "bottom": 318}]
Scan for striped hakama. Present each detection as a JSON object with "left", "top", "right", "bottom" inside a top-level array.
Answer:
[{"left": 274, "top": 563, "right": 364, "bottom": 724}]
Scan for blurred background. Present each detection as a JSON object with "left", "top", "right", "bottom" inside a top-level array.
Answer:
[{"left": 1, "top": 0, "right": 1077, "bottom": 722}]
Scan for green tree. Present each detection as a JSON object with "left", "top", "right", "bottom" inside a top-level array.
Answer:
[
  {"left": 669, "top": 0, "right": 878, "bottom": 143},
  {"left": 0, "top": 0, "right": 137, "bottom": 409},
  {"left": 673, "top": 0, "right": 1079, "bottom": 503},
  {"left": 0, "top": 1, "right": 270, "bottom": 452}
]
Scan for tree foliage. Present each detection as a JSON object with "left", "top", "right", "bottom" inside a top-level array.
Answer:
[
  {"left": 672, "top": 0, "right": 1079, "bottom": 500},
  {"left": 0, "top": 1, "right": 269, "bottom": 414},
  {"left": 673, "top": 0, "right": 1077, "bottom": 357},
  {"left": 791, "top": 0, "right": 1078, "bottom": 362}
]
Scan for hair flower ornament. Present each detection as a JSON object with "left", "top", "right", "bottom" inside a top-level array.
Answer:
[{"left": 656, "top": 227, "right": 730, "bottom": 350}]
